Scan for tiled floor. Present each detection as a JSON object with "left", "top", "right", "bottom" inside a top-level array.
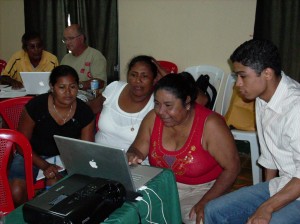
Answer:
[{"left": 231, "top": 153, "right": 253, "bottom": 191}]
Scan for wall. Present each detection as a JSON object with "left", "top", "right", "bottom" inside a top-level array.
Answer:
[
  {"left": 118, "top": 0, "right": 256, "bottom": 111},
  {"left": 0, "top": 0, "right": 25, "bottom": 61},
  {"left": 0, "top": 0, "right": 256, "bottom": 112}
]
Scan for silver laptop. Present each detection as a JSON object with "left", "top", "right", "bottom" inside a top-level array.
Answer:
[
  {"left": 53, "top": 135, "right": 163, "bottom": 193},
  {"left": 20, "top": 72, "right": 51, "bottom": 94}
]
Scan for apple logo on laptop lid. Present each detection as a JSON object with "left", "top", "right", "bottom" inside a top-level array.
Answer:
[{"left": 89, "top": 159, "right": 98, "bottom": 169}]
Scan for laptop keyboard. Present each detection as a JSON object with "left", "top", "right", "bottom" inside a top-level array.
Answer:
[
  {"left": 131, "top": 173, "right": 143, "bottom": 182},
  {"left": 129, "top": 165, "right": 143, "bottom": 182}
]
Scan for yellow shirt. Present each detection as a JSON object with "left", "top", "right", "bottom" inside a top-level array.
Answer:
[{"left": 1, "top": 50, "right": 59, "bottom": 82}]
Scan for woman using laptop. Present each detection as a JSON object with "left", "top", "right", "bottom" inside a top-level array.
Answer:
[
  {"left": 9, "top": 65, "right": 95, "bottom": 207},
  {"left": 127, "top": 73, "right": 240, "bottom": 224}
]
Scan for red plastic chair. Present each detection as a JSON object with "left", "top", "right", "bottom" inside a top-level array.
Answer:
[
  {"left": 95, "top": 112, "right": 101, "bottom": 132},
  {"left": 0, "top": 96, "right": 45, "bottom": 190},
  {"left": 0, "top": 96, "right": 33, "bottom": 130},
  {"left": 0, "top": 59, "right": 7, "bottom": 74},
  {"left": 157, "top": 60, "right": 178, "bottom": 74},
  {"left": 0, "top": 129, "right": 34, "bottom": 214}
]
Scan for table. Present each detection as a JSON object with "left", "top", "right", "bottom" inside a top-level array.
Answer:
[{"left": 5, "top": 169, "right": 182, "bottom": 224}]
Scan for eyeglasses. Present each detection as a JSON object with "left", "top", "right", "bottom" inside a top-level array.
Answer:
[
  {"left": 62, "top": 34, "right": 81, "bottom": 44},
  {"left": 26, "top": 43, "right": 43, "bottom": 50}
]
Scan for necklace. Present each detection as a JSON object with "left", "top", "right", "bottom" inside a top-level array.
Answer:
[
  {"left": 53, "top": 103, "right": 73, "bottom": 124},
  {"left": 130, "top": 112, "right": 140, "bottom": 132}
]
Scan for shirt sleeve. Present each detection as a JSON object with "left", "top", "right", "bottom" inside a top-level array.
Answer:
[
  {"left": 284, "top": 104, "right": 300, "bottom": 179},
  {"left": 90, "top": 50, "right": 107, "bottom": 84},
  {"left": 102, "top": 81, "right": 121, "bottom": 100},
  {"left": 1, "top": 52, "right": 20, "bottom": 78},
  {"left": 256, "top": 100, "right": 277, "bottom": 169}
]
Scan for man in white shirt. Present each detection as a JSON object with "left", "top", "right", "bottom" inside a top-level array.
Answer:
[{"left": 204, "top": 39, "right": 300, "bottom": 224}]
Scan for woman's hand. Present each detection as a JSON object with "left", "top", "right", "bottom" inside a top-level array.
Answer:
[
  {"left": 127, "top": 145, "right": 144, "bottom": 166},
  {"left": 127, "top": 152, "right": 143, "bottom": 165},
  {"left": 43, "top": 163, "right": 63, "bottom": 179},
  {"left": 189, "top": 200, "right": 205, "bottom": 224},
  {"left": 152, "top": 59, "right": 168, "bottom": 82}
]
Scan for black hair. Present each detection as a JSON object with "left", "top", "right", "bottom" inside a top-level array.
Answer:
[
  {"left": 49, "top": 65, "right": 79, "bottom": 86},
  {"left": 127, "top": 55, "right": 158, "bottom": 79},
  {"left": 154, "top": 72, "right": 198, "bottom": 106},
  {"left": 230, "top": 39, "right": 281, "bottom": 77},
  {"left": 21, "top": 31, "right": 43, "bottom": 51}
]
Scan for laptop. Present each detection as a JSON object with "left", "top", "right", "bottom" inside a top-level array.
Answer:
[
  {"left": 53, "top": 135, "right": 163, "bottom": 195},
  {"left": 20, "top": 72, "right": 51, "bottom": 95}
]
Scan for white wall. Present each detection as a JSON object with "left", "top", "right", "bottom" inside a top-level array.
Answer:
[
  {"left": 118, "top": 0, "right": 256, "bottom": 112},
  {"left": 119, "top": 0, "right": 256, "bottom": 77},
  {"left": 0, "top": 0, "right": 25, "bottom": 61}
]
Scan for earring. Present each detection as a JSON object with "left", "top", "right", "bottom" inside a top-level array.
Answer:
[{"left": 187, "top": 105, "right": 190, "bottom": 111}]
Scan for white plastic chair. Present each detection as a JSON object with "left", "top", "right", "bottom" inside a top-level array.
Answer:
[
  {"left": 221, "top": 73, "right": 262, "bottom": 185},
  {"left": 184, "top": 65, "right": 224, "bottom": 110}
]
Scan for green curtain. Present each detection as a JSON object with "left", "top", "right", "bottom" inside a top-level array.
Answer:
[
  {"left": 254, "top": 0, "right": 300, "bottom": 81},
  {"left": 24, "top": 0, "right": 68, "bottom": 61},
  {"left": 67, "top": 0, "right": 119, "bottom": 83},
  {"left": 24, "top": 0, "right": 119, "bottom": 83}
]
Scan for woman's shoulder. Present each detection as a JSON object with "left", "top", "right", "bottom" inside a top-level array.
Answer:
[
  {"left": 25, "top": 93, "right": 49, "bottom": 117},
  {"left": 194, "top": 104, "right": 224, "bottom": 124},
  {"left": 76, "top": 97, "right": 93, "bottom": 111},
  {"left": 107, "top": 80, "right": 126, "bottom": 89},
  {"left": 75, "top": 98, "right": 94, "bottom": 122},
  {"left": 103, "top": 81, "right": 126, "bottom": 98},
  {"left": 27, "top": 93, "right": 48, "bottom": 105}
]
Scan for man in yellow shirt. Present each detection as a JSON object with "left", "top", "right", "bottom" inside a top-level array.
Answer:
[{"left": 0, "top": 32, "right": 58, "bottom": 89}]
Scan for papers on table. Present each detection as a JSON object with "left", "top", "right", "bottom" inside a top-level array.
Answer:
[{"left": 0, "top": 85, "right": 26, "bottom": 98}]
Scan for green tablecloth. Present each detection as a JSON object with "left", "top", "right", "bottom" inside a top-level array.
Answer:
[{"left": 5, "top": 169, "right": 182, "bottom": 224}]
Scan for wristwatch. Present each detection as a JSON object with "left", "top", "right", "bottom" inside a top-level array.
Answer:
[{"left": 79, "top": 82, "right": 84, "bottom": 89}]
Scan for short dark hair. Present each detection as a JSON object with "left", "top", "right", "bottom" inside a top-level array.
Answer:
[
  {"left": 127, "top": 55, "right": 158, "bottom": 79},
  {"left": 230, "top": 39, "right": 281, "bottom": 77},
  {"left": 21, "top": 31, "right": 43, "bottom": 50},
  {"left": 49, "top": 65, "right": 79, "bottom": 86},
  {"left": 154, "top": 72, "right": 198, "bottom": 106}
]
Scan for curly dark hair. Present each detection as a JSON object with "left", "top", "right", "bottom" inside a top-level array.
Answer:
[
  {"left": 49, "top": 65, "right": 79, "bottom": 86},
  {"left": 230, "top": 39, "right": 281, "bottom": 77},
  {"left": 21, "top": 31, "right": 43, "bottom": 51},
  {"left": 127, "top": 55, "right": 158, "bottom": 79},
  {"left": 154, "top": 72, "right": 198, "bottom": 107}
]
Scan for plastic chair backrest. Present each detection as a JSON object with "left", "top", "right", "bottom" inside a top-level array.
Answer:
[
  {"left": 220, "top": 74, "right": 262, "bottom": 184},
  {"left": 157, "top": 60, "right": 178, "bottom": 74},
  {"left": 0, "top": 59, "right": 7, "bottom": 74},
  {"left": 0, "top": 96, "right": 33, "bottom": 130},
  {"left": 221, "top": 73, "right": 236, "bottom": 116},
  {"left": 0, "top": 129, "right": 34, "bottom": 214},
  {"left": 184, "top": 65, "right": 224, "bottom": 110}
]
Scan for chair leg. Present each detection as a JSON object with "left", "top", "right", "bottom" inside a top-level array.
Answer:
[{"left": 249, "top": 141, "right": 262, "bottom": 184}]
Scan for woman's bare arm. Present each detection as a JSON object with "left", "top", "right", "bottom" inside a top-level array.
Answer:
[{"left": 127, "top": 110, "right": 156, "bottom": 164}]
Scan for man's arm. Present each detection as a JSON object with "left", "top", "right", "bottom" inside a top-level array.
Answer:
[
  {"left": 247, "top": 177, "right": 300, "bottom": 224},
  {"left": 90, "top": 50, "right": 107, "bottom": 87},
  {"left": 264, "top": 168, "right": 278, "bottom": 181},
  {"left": 0, "top": 75, "right": 23, "bottom": 88}
]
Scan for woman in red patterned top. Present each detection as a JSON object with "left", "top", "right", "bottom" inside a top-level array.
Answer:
[{"left": 127, "top": 72, "right": 240, "bottom": 224}]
